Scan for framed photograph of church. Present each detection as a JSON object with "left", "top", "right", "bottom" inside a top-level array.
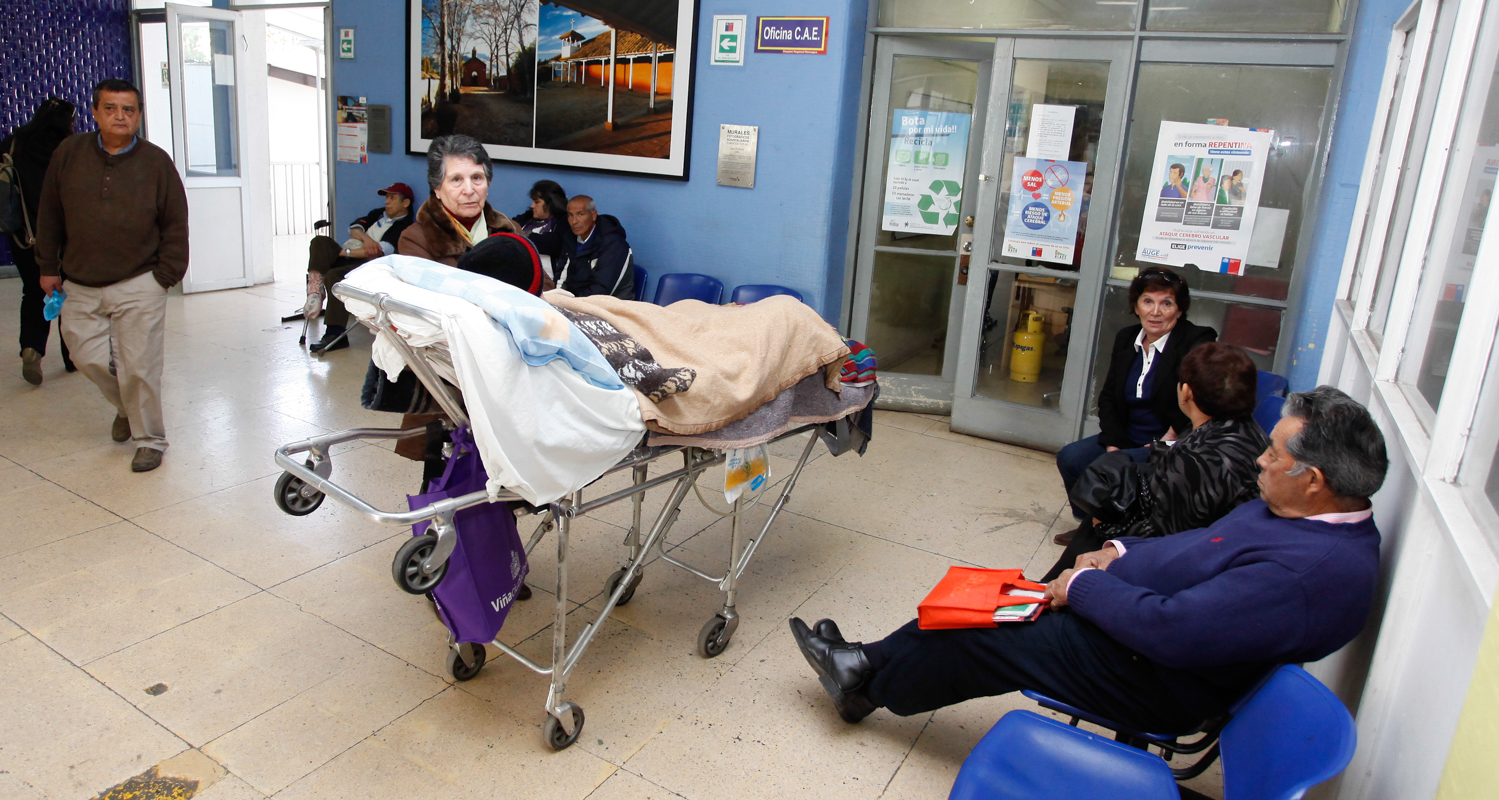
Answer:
[{"left": 407, "top": 0, "right": 698, "bottom": 179}]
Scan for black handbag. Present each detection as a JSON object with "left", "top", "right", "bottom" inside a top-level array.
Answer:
[{"left": 1069, "top": 449, "right": 1141, "bottom": 524}]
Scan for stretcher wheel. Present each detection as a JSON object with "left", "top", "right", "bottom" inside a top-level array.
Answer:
[
  {"left": 543, "top": 703, "right": 585, "bottom": 751},
  {"left": 446, "top": 643, "right": 486, "bottom": 681},
  {"left": 393, "top": 533, "right": 447, "bottom": 594},
  {"left": 274, "top": 470, "right": 323, "bottom": 516},
  {"left": 604, "top": 568, "right": 641, "bottom": 606},
  {"left": 697, "top": 616, "right": 731, "bottom": 658}
]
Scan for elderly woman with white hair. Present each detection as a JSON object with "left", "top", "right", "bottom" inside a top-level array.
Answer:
[{"left": 398, "top": 134, "right": 522, "bottom": 265}]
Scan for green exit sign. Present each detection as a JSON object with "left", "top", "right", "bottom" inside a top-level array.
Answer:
[{"left": 339, "top": 27, "right": 354, "bottom": 60}]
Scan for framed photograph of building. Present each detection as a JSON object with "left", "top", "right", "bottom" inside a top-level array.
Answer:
[{"left": 408, "top": 0, "right": 697, "bottom": 179}]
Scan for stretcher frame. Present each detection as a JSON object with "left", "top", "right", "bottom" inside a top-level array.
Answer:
[{"left": 272, "top": 283, "right": 845, "bottom": 750}]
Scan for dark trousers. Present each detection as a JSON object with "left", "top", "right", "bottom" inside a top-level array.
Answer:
[
  {"left": 1056, "top": 434, "right": 1149, "bottom": 519},
  {"left": 865, "top": 614, "right": 1207, "bottom": 734},
  {"left": 308, "top": 235, "right": 364, "bottom": 328},
  {"left": 12, "top": 241, "right": 71, "bottom": 364},
  {"left": 1040, "top": 518, "right": 1111, "bottom": 582}
]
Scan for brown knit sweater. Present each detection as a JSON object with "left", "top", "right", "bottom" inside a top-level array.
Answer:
[{"left": 35, "top": 133, "right": 189, "bottom": 288}]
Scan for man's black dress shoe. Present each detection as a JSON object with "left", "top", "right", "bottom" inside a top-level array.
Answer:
[
  {"left": 789, "top": 617, "right": 876, "bottom": 723},
  {"left": 310, "top": 325, "right": 349, "bottom": 353},
  {"left": 814, "top": 618, "right": 845, "bottom": 643}
]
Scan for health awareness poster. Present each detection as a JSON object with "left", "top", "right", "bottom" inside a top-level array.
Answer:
[
  {"left": 1001, "top": 158, "right": 1088, "bottom": 266},
  {"left": 881, "top": 110, "right": 971, "bottom": 235},
  {"left": 1135, "top": 122, "right": 1273, "bottom": 275}
]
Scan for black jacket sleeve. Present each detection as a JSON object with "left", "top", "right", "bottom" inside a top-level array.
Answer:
[{"left": 1096, "top": 326, "right": 1139, "bottom": 449}]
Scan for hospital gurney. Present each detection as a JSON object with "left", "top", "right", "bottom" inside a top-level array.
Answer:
[{"left": 271, "top": 282, "right": 867, "bottom": 751}]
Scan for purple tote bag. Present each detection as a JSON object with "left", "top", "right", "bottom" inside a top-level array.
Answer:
[{"left": 408, "top": 427, "right": 529, "bottom": 644}]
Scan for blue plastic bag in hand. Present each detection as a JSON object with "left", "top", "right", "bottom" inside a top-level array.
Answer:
[{"left": 42, "top": 289, "right": 65, "bottom": 321}]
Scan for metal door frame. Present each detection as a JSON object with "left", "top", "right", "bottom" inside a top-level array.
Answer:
[
  {"left": 949, "top": 37, "right": 1136, "bottom": 451},
  {"left": 848, "top": 36, "right": 994, "bottom": 411}
]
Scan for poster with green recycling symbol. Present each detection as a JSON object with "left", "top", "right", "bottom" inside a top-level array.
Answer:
[{"left": 881, "top": 109, "right": 971, "bottom": 235}]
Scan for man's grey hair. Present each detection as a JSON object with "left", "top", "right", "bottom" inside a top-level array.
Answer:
[
  {"left": 569, "top": 194, "right": 597, "bottom": 213},
  {"left": 1280, "top": 386, "right": 1389, "bottom": 501},
  {"left": 426, "top": 134, "right": 492, "bottom": 192}
]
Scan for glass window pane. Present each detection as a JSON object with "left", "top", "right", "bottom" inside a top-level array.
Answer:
[
  {"left": 181, "top": 18, "right": 240, "bottom": 177},
  {"left": 873, "top": 55, "right": 979, "bottom": 252},
  {"left": 1146, "top": 0, "right": 1345, "bottom": 33},
  {"left": 974, "top": 271, "right": 1078, "bottom": 409},
  {"left": 1089, "top": 285, "right": 1279, "bottom": 417},
  {"left": 1459, "top": 333, "right": 1499, "bottom": 546},
  {"left": 1399, "top": 7, "right": 1499, "bottom": 411},
  {"left": 878, "top": 0, "right": 1137, "bottom": 31},
  {"left": 988, "top": 59, "right": 1111, "bottom": 269},
  {"left": 1346, "top": 25, "right": 1420, "bottom": 303},
  {"left": 1110, "top": 64, "right": 1333, "bottom": 301},
  {"left": 866, "top": 251, "right": 956, "bottom": 376}
]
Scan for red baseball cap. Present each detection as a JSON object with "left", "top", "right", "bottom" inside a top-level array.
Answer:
[{"left": 378, "top": 182, "right": 415, "bottom": 201}]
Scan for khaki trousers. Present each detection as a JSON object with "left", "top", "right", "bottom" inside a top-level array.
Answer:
[{"left": 60, "top": 271, "right": 169, "bottom": 451}]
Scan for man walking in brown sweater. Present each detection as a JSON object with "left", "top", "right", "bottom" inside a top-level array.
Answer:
[{"left": 36, "top": 79, "right": 188, "bottom": 472}]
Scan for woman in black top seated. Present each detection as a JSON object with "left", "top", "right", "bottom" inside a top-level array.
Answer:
[
  {"left": 1041, "top": 342, "right": 1268, "bottom": 581},
  {"left": 1053, "top": 266, "right": 1216, "bottom": 543},
  {"left": 512, "top": 179, "right": 569, "bottom": 277}
]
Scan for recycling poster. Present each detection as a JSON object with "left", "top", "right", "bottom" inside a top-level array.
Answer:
[
  {"left": 1000, "top": 158, "right": 1088, "bottom": 266},
  {"left": 881, "top": 109, "right": 971, "bottom": 235},
  {"left": 1135, "top": 121, "right": 1273, "bottom": 274}
]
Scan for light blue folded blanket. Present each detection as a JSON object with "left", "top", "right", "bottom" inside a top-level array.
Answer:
[{"left": 387, "top": 256, "right": 624, "bottom": 391}]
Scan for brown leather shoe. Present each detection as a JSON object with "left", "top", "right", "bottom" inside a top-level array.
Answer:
[
  {"left": 21, "top": 348, "right": 42, "bottom": 386},
  {"left": 112, "top": 415, "right": 131, "bottom": 443},
  {"left": 131, "top": 447, "right": 163, "bottom": 472},
  {"left": 1053, "top": 528, "right": 1077, "bottom": 546}
]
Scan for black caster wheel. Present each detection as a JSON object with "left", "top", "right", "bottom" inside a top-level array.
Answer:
[
  {"left": 446, "top": 642, "right": 486, "bottom": 681},
  {"left": 274, "top": 469, "right": 324, "bottom": 516},
  {"left": 392, "top": 533, "right": 447, "bottom": 595},
  {"left": 604, "top": 568, "right": 642, "bottom": 606},
  {"left": 697, "top": 616, "right": 731, "bottom": 658},
  {"left": 542, "top": 704, "right": 585, "bottom": 751}
]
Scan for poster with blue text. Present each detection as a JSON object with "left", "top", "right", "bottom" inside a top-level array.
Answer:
[
  {"left": 881, "top": 110, "right": 971, "bottom": 235},
  {"left": 1000, "top": 157, "right": 1087, "bottom": 266},
  {"left": 1135, "top": 121, "right": 1272, "bottom": 274}
]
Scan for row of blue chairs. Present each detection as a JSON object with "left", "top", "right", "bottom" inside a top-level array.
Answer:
[{"left": 631, "top": 266, "right": 803, "bottom": 306}]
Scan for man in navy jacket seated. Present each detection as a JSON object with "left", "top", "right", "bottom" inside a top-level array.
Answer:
[
  {"left": 791, "top": 386, "right": 1387, "bottom": 732},
  {"left": 556, "top": 194, "right": 634, "bottom": 300}
]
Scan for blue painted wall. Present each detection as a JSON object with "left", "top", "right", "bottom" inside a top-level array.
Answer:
[
  {"left": 0, "top": 0, "right": 132, "bottom": 267},
  {"left": 1285, "top": 0, "right": 1410, "bottom": 389},
  {"left": 331, "top": 0, "right": 870, "bottom": 323}
]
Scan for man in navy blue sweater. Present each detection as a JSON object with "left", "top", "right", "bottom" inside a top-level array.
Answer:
[{"left": 791, "top": 386, "right": 1388, "bottom": 732}]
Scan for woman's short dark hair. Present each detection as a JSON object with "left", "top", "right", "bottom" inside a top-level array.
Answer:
[
  {"left": 1128, "top": 266, "right": 1190, "bottom": 317},
  {"left": 1178, "top": 342, "right": 1257, "bottom": 420},
  {"left": 426, "top": 134, "right": 491, "bottom": 193},
  {"left": 528, "top": 179, "right": 567, "bottom": 217}
]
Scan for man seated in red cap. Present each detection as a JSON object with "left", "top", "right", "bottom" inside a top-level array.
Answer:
[{"left": 306, "top": 182, "right": 417, "bottom": 352}]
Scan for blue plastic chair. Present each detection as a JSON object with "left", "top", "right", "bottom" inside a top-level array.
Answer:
[
  {"left": 1255, "top": 394, "right": 1287, "bottom": 436},
  {"left": 952, "top": 666, "right": 1356, "bottom": 800},
  {"left": 729, "top": 284, "right": 803, "bottom": 304},
  {"left": 633, "top": 264, "right": 649, "bottom": 302},
  {"left": 653, "top": 272, "right": 724, "bottom": 306}
]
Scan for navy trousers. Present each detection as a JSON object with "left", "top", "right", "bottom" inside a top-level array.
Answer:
[
  {"left": 864, "top": 613, "right": 1209, "bottom": 734},
  {"left": 12, "top": 242, "right": 70, "bottom": 364},
  {"left": 1056, "top": 434, "right": 1149, "bottom": 520}
]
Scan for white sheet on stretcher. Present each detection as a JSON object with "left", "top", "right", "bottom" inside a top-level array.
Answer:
[{"left": 339, "top": 259, "right": 646, "bottom": 505}]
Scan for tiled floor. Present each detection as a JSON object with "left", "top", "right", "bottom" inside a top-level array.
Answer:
[{"left": 0, "top": 254, "right": 1222, "bottom": 799}]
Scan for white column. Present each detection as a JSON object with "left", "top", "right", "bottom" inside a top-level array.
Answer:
[
  {"left": 649, "top": 44, "right": 658, "bottom": 111},
  {"left": 628, "top": 55, "right": 634, "bottom": 91},
  {"left": 606, "top": 29, "right": 616, "bottom": 130}
]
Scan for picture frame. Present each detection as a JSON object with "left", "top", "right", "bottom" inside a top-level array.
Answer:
[{"left": 407, "top": 0, "right": 698, "bottom": 180}]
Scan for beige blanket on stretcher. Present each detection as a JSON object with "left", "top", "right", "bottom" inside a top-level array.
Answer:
[{"left": 543, "top": 292, "right": 850, "bottom": 436}]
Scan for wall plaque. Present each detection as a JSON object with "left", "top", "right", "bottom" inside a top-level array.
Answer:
[{"left": 717, "top": 124, "right": 758, "bottom": 188}]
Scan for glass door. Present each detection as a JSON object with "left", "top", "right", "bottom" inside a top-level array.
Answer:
[
  {"left": 166, "top": 2, "right": 251, "bottom": 293},
  {"left": 950, "top": 38, "right": 1133, "bottom": 450},
  {"left": 849, "top": 37, "right": 993, "bottom": 408}
]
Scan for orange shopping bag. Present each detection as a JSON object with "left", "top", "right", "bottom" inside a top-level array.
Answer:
[{"left": 917, "top": 567, "right": 1048, "bottom": 630}]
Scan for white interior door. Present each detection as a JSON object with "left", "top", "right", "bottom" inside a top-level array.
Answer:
[{"left": 165, "top": 3, "right": 265, "bottom": 293}]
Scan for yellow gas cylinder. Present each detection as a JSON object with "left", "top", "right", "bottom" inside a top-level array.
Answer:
[{"left": 1010, "top": 311, "right": 1046, "bottom": 383}]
